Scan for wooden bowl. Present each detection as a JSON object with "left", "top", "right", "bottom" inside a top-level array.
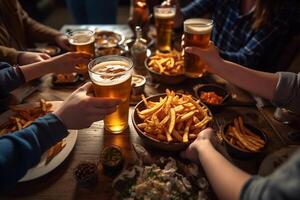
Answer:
[
  {"left": 222, "top": 123, "right": 268, "bottom": 159},
  {"left": 132, "top": 93, "right": 213, "bottom": 152},
  {"left": 144, "top": 57, "right": 186, "bottom": 85}
]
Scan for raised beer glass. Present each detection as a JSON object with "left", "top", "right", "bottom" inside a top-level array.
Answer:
[
  {"left": 182, "top": 18, "right": 213, "bottom": 78},
  {"left": 88, "top": 56, "right": 133, "bottom": 134},
  {"left": 68, "top": 29, "right": 95, "bottom": 72},
  {"left": 154, "top": 5, "right": 176, "bottom": 52}
]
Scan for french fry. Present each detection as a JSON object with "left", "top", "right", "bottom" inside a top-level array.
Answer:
[
  {"left": 183, "top": 118, "right": 193, "bottom": 142},
  {"left": 136, "top": 90, "right": 212, "bottom": 144}
]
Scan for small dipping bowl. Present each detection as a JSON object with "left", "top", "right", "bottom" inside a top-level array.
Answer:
[{"left": 131, "top": 74, "right": 146, "bottom": 96}]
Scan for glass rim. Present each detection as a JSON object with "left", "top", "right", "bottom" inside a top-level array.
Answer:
[
  {"left": 67, "top": 29, "right": 95, "bottom": 37},
  {"left": 184, "top": 18, "right": 214, "bottom": 27},
  {"left": 88, "top": 55, "right": 133, "bottom": 77}
]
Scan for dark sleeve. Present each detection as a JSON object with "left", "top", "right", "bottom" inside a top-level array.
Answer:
[
  {"left": 0, "top": 114, "right": 68, "bottom": 190},
  {"left": 240, "top": 150, "right": 300, "bottom": 200},
  {"left": 219, "top": 2, "right": 297, "bottom": 69},
  {"left": 272, "top": 72, "right": 300, "bottom": 115},
  {"left": 0, "top": 62, "right": 25, "bottom": 98},
  {"left": 181, "top": 0, "right": 216, "bottom": 19},
  {"left": 17, "top": 1, "right": 62, "bottom": 44}
]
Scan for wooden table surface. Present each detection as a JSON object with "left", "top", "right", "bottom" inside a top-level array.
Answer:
[{"left": 1, "top": 25, "right": 299, "bottom": 200}]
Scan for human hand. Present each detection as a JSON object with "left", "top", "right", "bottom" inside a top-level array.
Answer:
[
  {"left": 54, "top": 82, "right": 121, "bottom": 129},
  {"left": 180, "top": 128, "right": 215, "bottom": 163},
  {"left": 55, "top": 35, "right": 71, "bottom": 51},
  {"left": 185, "top": 42, "right": 223, "bottom": 73},
  {"left": 18, "top": 52, "right": 51, "bottom": 65},
  {"left": 47, "top": 52, "right": 91, "bottom": 74}
]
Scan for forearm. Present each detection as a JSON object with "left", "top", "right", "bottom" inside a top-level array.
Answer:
[
  {"left": 0, "top": 114, "right": 68, "bottom": 189},
  {"left": 198, "top": 141, "right": 251, "bottom": 200},
  {"left": 19, "top": 59, "right": 54, "bottom": 82},
  {"left": 212, "top": 59, "right": 279, "bottom": 100}
]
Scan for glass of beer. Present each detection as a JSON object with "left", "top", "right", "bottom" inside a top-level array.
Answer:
[
  {"left": 182, "top": 18, "right": 213, "bottom": 78},
  {"left": 154, "top": 5, "right": 176, "bottom": 52},
  {"left": 88, "top": 56, "right": 133, "bottom": 134},
  {"left": 68, "top": 29, "right": 95, "bottom": 72}
]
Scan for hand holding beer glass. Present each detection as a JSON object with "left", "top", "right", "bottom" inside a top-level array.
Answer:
[
  {"left": 88, "top": 56, "right": 133, "bottom": 134},
  {"left": 154, "top": 5, "right": 176, "bottom": 52},
  {"left": 68, "top": 29, "right": 95, "bottom": 73},
  {"left": 182, "top": 18, "right": 213, "bottom": 78}
]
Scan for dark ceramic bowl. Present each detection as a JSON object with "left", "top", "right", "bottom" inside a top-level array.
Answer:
[
  {"left": 222, "top": 123, "right": 268, "bottom": 159},
  {"left": 144, "top": 57, "right": 186, "bottom": 85},
  {"left": 194, "top": 84, "right": 229, "bottom": 112},
  {"left": 132, "top": 93, "right": 213, "bottom": 152}
]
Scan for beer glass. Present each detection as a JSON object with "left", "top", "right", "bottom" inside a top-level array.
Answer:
[
  {"left": 88, "top": 56, "right": 133, "bottom": 134},
  {"left": 154, "top": 5, "right": 176, "bottom": 52},
  {"left": 182, "top": 18, "right": 213, "bottom": 78},
  {"left": 68, "top": 29, "right": 95, "bottom": 72}
]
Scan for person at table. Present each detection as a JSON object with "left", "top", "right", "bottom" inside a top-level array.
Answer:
[
  {"left": 172, "top": 0, "right": 299, "bottom": 72},
  {"left": 0, "top": 0, "right": 70, "bottom": 65},
  {"left": 181, "top": 43, "right": 300, "bottom": 200},
  {"left": 0, "top": 54, "right": 121, "bottom": 190}
]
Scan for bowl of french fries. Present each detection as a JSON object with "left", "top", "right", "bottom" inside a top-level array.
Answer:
[
  {"left": 132, "top": 90, "right": 213, "bottom": 151},
  {"left": 145, "top": 50, "right": 186, "bottom": 85},
  {"left": 222, "top": 116, "right": 268, "bottom": 159}
]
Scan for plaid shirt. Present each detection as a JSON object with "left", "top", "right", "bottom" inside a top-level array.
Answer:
[{"left": 182, "top": 0, "right": 299, "bottom": 71}]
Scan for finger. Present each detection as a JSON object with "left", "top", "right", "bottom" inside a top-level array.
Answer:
[
  {"left": 76, "top": 82, "right": 93, "bottom": 93},
  {"left": 72, "top": 52, "right": 93, "bottom": 59},
  {"left": 40, "top": 53, "right": 51, "bottom": 60},
  {"left": 88, "top": 97, "right": 122, "bottom": 108},
  {"left": 89, "top": 107, "right": 117, "bottom": 116}
]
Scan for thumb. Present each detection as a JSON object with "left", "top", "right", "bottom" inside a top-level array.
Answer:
[
  {"left": 77, "top": 82, "right": 93, "bottom": 93},
  {"left": 185, "top": 46, "right": 203, "bottom": 57}
]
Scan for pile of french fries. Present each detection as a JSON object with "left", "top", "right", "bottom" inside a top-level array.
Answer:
[
  {"left": 137, "top": 90, "right": 212, "bottom": 143},
  {"left": 225, "top": 117, "right": 265, "bottom": 152},
  {"left": 0, "top": 99, "right": 66, "bottom": 164},
  {"left": 148, "top": 50, "right": 184, "bottom": 75}
]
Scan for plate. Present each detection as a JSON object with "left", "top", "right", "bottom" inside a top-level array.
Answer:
[
  {"left": 0, "top": 101, "right": 78, "bottom": 182},
  {"left": 258, "top": 145, "right": 299, "bottom": 176}
]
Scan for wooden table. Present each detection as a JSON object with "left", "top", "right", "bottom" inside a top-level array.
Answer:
[{"left": 1, "top": 25, "right": 299, "bottom": 200}]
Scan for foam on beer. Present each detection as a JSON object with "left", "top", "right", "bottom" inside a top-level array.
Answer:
[
  {"left": 184, "top": 18, "right": 213, "bottom": 35},
  {"left": 69, "top": 33, "right": 94, "bottom": 45},
  {"left": 154, "top": 8, "right": 176, "bottom": 19},
  {"left": 89, "top": 61, "right": 131, "bottom": 86}
]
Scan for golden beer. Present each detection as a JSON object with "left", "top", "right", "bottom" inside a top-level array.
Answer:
[
  {"left": 88, "top": 56, "right": 133, "bottom": 134},
  {"left": 183, "top": 18, "right": 213, "bottom": 78},
  {"left": 154, "top": 6, "right": 176, "bottom": 52},
  {"left": 68, "top": 29, "right": 95, "bottom": 72}
]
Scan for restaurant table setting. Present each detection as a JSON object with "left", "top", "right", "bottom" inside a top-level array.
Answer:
[{"left": 1, "top": 5, "right": 300, "bottom": 200}]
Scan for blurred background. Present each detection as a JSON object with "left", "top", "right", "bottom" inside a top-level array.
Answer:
[{"left": 19, "top": 0, "right": 300, "bottom": 72}]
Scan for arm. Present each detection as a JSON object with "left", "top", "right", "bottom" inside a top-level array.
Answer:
[
  {"left": 0, "top": 52, "right": 90, "bottom": 97},
  {"left": 182, "top": 129, "right": 300, "bottom": 200},
  {"left": 186, "top": 45, "right": 279, "bottom": 101},
  {"left": 17, "top": 1, "right": 61, "bottom": 45},
  {"left": 0, "top": 45, "right": 23, "bottom": 64},
  {"left": 0, "top": 114, "right": 68, "bottom": 189},
  {"left": 181, "top": 129, "right": 251, "bottom": 200},
  {"left": 0, "top": 82, "right": 122, "bottom": 189}
]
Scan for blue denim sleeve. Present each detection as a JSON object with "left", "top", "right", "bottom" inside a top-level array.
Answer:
[
  {"left": 0, "top": 114, "right": 68, "bottom": 190},
  {"left": 272, "top": 72, "right": 300, "bottom": 114},
  {"left": 240, "top": 150, "right": 300, "bottom": 200},
  {"left": 0, "top": 62, "right": 25, "bottom": 98},
  {"left": 181, "top": 0, "right": 216, "bottom": 19}
]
